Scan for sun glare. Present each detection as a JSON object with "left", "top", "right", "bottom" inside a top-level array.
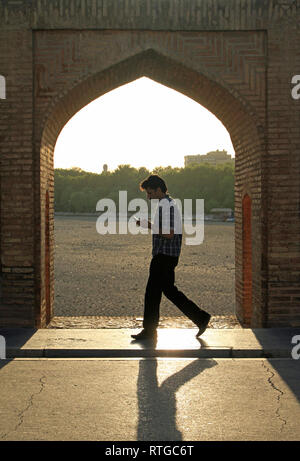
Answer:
[{"left": 54, "top": 77, "right": 234, "bottom": 173}]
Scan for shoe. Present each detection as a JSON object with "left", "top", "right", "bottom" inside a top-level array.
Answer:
[
  {"left": 131, "top": 329, "right": 157, "bottom": 341},
  {"left": 195, "top": 312, "right": 211, "bottom": 337}
]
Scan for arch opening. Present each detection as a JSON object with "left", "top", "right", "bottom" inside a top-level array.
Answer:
[
  {"left": 52, "top": 77, "right": 236, "bottom": 325},
  {"left": 36, "top": 50, "right": 265, "bottom": 328}
]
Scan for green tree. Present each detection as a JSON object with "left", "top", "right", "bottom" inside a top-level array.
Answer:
[{"left": 54, "top": 163, "right": 235, "bottom": 213}]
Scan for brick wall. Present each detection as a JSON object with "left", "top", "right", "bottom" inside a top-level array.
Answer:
[
  {"left": 266, "top": 24, "right": 300, "bottom": 327},
  {"left": 0, "top": 0, "right": 299, "bottom": 327},
  {"left": 0, "top": 28, "right": 36, "bottom": 327},
  {"left": 242, "top": 194, "right": 252, "bottom": 326}
]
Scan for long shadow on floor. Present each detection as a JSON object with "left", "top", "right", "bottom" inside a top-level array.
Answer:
[{"left": 137, "top": 357, "right": 217, "bottom": 441}]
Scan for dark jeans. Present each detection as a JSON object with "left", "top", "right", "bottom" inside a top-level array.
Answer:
[{"left": 143, "top": 253, "right": 208, "bottom": 331}]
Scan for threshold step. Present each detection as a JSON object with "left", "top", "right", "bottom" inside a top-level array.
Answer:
[{"left": 1, "top": 327, "right": 298, "bottom": 359}]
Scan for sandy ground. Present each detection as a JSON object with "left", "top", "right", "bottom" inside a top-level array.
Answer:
[{"left": 52, "top": 216, "right": 239, "bottom": 328}]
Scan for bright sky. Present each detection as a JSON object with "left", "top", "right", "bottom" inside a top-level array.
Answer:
[{"left": 54, "top": 77, "right": 235, "bottom": 173}]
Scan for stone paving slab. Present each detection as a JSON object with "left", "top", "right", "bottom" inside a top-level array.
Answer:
[
  {"left": 0, "top": 358, "right": 300, "bottom": 440},
  {"left": 0, "top": 328, "right": 299, "bottom": 358}
]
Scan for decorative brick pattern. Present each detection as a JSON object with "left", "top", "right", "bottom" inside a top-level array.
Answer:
[
  {"left": 0, "top": 0, "right": 299, "bottom": 328},
  {"left": 0, "top": 0, "right": 298, "bottom": 30}
]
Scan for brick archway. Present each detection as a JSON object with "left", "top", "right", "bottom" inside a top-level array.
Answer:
[
  {"left": 1, "top": 1, "right": 299, "bottom": 328},
  {"left": 36, "top": 48, "right": 265, "bottom": 328}
]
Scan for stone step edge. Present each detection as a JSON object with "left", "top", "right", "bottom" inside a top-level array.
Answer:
[{"left": 4, "top": 348, "right": 292, "bottom": 359}]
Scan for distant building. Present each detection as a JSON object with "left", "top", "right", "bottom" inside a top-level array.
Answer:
[
  {"left": 210, "top": 208, "right": 233, "bottom": 221},
  {"left": 102, "top": 164, "right": 108, "bottom": 173},
  {"left": 184, "top": 149, "right": 234, "bottom": 167}
]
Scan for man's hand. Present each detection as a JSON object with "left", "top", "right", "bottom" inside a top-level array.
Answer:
[{"left": 135, "top": 218, "right": 152, "bottom": 229}]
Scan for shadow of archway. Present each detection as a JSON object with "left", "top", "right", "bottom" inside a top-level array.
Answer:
[
  {"left": 0, "top": 328, "right": 38, "bottom": 370},
  {"left": 253, "top": 328, "right": 300, "bottom": 403}
]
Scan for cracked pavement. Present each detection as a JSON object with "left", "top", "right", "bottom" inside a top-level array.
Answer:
[
  {"left": 0, "top": 375, "right": 47, "bottom": 440},
  {"left": 261, "top": 361, "right": 287, "bottom": 433},
  {"left": 0, "top": 358, "right": 299, "bottom": 441}
]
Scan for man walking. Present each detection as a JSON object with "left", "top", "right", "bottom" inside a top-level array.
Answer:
[{"left": 131, "top": 174, "right": 211, "bottom": 341}]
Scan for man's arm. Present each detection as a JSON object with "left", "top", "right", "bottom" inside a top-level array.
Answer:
[
  {"left": 136, "top": 219, "right": 174, "bottom": 237},
  {"left": 159, "top": 204, "right": 175, "bottom": 239}
]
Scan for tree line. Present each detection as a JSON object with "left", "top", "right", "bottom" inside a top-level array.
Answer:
[{"left": 54, "top": 163, "right": 234, "bottom": 214}]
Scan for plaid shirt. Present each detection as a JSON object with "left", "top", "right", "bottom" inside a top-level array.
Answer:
[{"left": 152, "top": 195, "right": 182, "bottom": 258}]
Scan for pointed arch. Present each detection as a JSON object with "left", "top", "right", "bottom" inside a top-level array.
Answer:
[{"left": 36, "top": 49, "right": 266, "bottom": 327}]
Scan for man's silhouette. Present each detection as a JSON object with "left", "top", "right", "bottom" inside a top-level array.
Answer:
[{"left": 132, "top": 175, "right": 211, "bottom": 341}]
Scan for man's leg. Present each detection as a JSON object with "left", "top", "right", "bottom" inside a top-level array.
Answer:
[
  {"left": 142, "top": 255, "right": 164, "bottom": 331},
  {"left": 161, "top": 255, "right": 211, "bottom": 331}
]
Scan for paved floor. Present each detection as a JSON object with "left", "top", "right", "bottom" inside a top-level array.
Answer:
[
  {"left": 0, "top": 358, "right": 299, "bottom": 441},
  {"left": 0, "top": 328, "right": 299, "bottom": 441}
]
